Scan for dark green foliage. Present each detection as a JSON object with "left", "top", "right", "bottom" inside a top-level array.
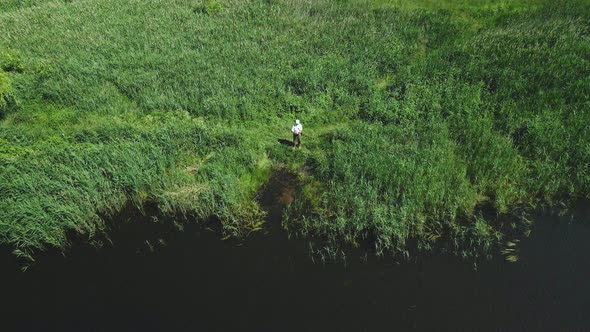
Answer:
[
  {"left": 0, "top": 72, "right": 18, "bottom": 119},
  {"left": 0, "top": 110, "right": 268, "bottom": 258},
  {"left": 0, "top": 49, "right": 24, "bottom": 73},
  {"left": 194, "top": 0, "right": 223, "bottom": 15},
  {"left": 285, "top": 122, "right": 478, "bottom": 256},
  {"left": 0, "top": 0, "right": 588, "bottom": 259}
]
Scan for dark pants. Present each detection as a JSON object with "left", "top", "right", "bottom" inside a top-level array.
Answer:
[{"left": 293, "top": 133, "right": 301, "bottom": 147}]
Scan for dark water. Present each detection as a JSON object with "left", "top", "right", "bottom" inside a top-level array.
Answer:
[{"left": 1, "top": 199, "right": 589, "bottom": 332}]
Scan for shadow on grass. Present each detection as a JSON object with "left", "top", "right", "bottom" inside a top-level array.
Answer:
[{"left": 278, "top": 138, "right": 293, "bottom": 147}]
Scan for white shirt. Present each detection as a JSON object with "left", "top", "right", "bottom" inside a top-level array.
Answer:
[{"left": 291, "top": 123, "right": 303, "bottom": 135}]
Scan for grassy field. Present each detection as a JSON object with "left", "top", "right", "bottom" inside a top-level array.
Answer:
[{"left": 0, "top": 0, "right": 588, "bottom": 260}]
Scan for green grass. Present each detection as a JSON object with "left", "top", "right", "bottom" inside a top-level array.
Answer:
[{"left": 0, "top": 0, "right": 588, "bottom": 260}]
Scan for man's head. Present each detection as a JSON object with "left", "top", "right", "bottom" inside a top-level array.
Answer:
[{"left": 295, "top": 119, "right": 300, "bottom": 125}]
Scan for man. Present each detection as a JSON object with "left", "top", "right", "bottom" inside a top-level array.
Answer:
[{"left": 291, "top": 119, "right": 303, "bottom": 148}]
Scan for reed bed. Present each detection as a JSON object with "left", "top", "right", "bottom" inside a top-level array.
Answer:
[{"left": 0, "top": 0, "right": 587, "bottom": 258}]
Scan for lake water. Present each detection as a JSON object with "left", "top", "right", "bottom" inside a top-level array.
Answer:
[{"left": 1, "top": 201, "right": 589, "bottom": 331}]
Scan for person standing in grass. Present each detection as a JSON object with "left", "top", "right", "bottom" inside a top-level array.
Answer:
[{"left": 291, "top": 119, "right": 303, "bottom": 148}]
